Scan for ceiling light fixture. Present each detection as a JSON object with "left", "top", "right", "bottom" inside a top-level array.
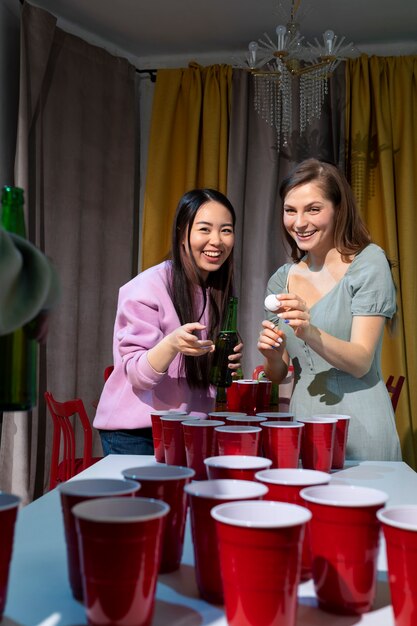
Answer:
[{"left": 234, "top": 0, "right": 360, "bottom": 146}]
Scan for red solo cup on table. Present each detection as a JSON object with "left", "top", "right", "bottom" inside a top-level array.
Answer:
[
  {"left": 377, "top": 505, "right": 417, "bottom": 626},
  {"left": 237, "top": 379, "right": 259, "bottom": 415},
  {"left": 160, "top": 413, "right": 199, "bottom": 466},
  {"left": 207, "top": 411, "right": 247, "bottom": 421},
  {"left": 0, "top": 493, "right": 20, "bottom": 621},
  {"left": 204, "top": 455, "right": 272, "bottom": 481},
  {"left": 150, "top": 410, "right": 187, "bottom": 463},
  {"left": 300, "top": 484, "right": 388, "bottom": 615},
  {"left": 255, "top": 468, "right": 330, "bottom": 581},
  {"left": 184, "top": 479, "right": 268, "bottom": 604},
  {"left": 299, "top": 417, "right": 337, "bottom": 472},
  {"left": 312, "top": 413, "right": 351, "bottom": 469},
  {"left": 211, "top": 500, "right": 311, "bottom": 626},
  {"left": 256, "top": 411, "right": 294, "bottom": 422},
  {"left": 59, "top": 478, "right": 140, "bottom": 601},
  {"left": 225, "top": 380, "right": 240, "bottom": 411},
  {"left": 215, "top": 425, "right": 262, "bottom": 456},
  {"left": 122, "top": 464, "right": 195, "bottom": 573},
  {"left": 181, "top": 419, "right": 225, "bottom": 480},
  {"left": 73, "top": 497, "right": 169, "bottom": 626},
  {"left": 255, "top": 378, "right": 273, "bottom": 413},
  {"left": 226, "top": 415, "right": 267, "bottom": 427},
  {"left": 261, "top": 421, "right": 304, "bottom": 468}
]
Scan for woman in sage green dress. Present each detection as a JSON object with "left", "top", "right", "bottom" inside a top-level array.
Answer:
[{"left": 258, "top": 159, "right": 401, "bottom": 461}]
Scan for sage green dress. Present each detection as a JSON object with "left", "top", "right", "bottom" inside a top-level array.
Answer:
[{"left": 266, "top": 244, "right": 402, "bottom": 461}]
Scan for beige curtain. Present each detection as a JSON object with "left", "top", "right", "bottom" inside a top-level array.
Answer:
[
  {"left": 142, "top": 63, "right": 232, "bottom": 270},
  {"left": 0, "top": 2, "right": 137, "bottom": 503},
  {"left": 346, "top": 54, "right": 417, "bottom": 468}
]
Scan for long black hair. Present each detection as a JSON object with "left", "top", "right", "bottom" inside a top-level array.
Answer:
[{"left": 168, "top": 188, "right": 236, "bottom": 389}]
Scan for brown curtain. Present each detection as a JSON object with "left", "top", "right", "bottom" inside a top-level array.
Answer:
[
  {"left": 227, "top": 67, "right": 346, "bottom": 377},
  {"left": 0, "top": 2, "right": 138, "bottom": 503},
  {"left": 142, "top": 63, "right": 232, "bottom": 270},
  {"left": 346, "top": 54, "right": 417, "bottom": 468}
]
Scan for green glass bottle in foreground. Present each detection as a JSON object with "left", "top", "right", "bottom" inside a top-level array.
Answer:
[
  {"left": 209, "top": 296, "right": 239, "bottom": 388},
  {"left": 0, "top": 186, "right": 38, "bottom": 410}
]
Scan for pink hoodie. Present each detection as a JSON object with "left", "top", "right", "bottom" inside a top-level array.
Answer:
[{"left": 93, "top": 261, "right": 216, "bottom": 430}]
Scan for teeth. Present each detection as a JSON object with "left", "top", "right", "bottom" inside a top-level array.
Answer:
[
  {"left": 297, "top": 231, "right": 316, "bottom": 237},
  {"left": 204, "top": 251, "right": 221, "bottom": 257}
]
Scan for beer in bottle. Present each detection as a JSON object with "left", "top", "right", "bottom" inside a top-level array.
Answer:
[
  {"left": 0, "top": 186, "right": 38, "bottom": 410},
  {"left": 209, "top": 296, "right": 239, "bottom": 388}
]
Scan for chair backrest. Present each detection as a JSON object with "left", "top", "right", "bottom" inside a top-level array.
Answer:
[
  {"left": 45, "top": 391, "right": 94, "bottom": 490},
  {"left": 104, "top": 365, "right": 114, "bottom": 381},
  {"left": 385, "top": 375, "right": 405, "bottom": 412},
  {"left": 252, "top": 365, "right": 266, "bottom": 380}
]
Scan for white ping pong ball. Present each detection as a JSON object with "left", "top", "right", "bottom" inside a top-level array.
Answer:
[{"left": 264, "top": 294, "right": 280, "bottom": 312}]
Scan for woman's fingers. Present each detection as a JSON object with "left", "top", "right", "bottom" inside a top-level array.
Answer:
[
  {"left": 272, "top": 293, "right": 310, "bottom": 329},
  {"left": 258, "top": 321, "right": 285, "bottom": 351}
]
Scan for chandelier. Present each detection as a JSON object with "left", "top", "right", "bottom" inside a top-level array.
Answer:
[{"left": 233, "top": 0, "right": 360, "bottom": 146}]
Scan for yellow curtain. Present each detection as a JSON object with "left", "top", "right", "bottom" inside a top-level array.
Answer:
[
  {"left": 345, "top": 54, "right": 417, "bottom": 467},
  {"left": 141, "top": 63, "right": 232, "bottom": 270}
]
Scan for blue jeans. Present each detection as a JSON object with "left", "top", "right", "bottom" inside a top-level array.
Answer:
[{"left": 99, "top": 428, "right": 154, "bottom": 456}]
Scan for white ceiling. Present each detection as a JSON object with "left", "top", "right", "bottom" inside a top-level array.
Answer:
[{"left": 24, "top": 0, "right": 417, "bottom": 67}]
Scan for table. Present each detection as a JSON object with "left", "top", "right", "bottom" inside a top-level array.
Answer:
[{"left": 4, "top": 457, "right": 417, "bottom": 626}]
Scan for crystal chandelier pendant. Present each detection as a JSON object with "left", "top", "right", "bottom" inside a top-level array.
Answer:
[{"left": 233, "top": 0, "right": 360, "bottom": 147}]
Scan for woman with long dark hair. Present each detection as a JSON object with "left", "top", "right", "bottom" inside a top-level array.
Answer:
[
  {"left": 95, "top": 188, "right": 242, "bottom": 454},
  {"left": 258, "top": 159, "right": 401, "bottom": 461}
]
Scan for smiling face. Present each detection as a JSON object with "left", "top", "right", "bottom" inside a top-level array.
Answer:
[
  {"left": 183, "top": 200, "right": 235, "bottom": 280},
  {"left": 283, "top": 182, "right": 336, "bottom": 258}
]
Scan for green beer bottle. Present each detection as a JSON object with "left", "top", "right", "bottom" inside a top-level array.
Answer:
[
  {"left": 0, "top": 186, "right": 37, "bottom": 410},
  {"left": 209, "top": 296, "right": 239, "bottom": 388}
]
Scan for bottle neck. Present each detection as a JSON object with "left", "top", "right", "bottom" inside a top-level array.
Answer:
[
  {"left": 221, "top": 296, "right": 238, "bottom": 332},
  {"left": 1, "top": 186, "right": 26, "bottom": 237}
]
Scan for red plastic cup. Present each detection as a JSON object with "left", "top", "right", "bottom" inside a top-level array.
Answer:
[
  {"left": 204, "top": 455, "right": 272, "bottom": 481},
  {"left": 255, "top": 468, "right": 330, "bottom": 581},
  {"left": 225, "top": 380, "right": 240, "bottom": 411},
  {"left": 122, "top": 464, "right": 195, "bottom": 573},
  {"left": 227, "top": 380, "right": 259, "bottom": 414},
  {"left": 150, "top": 410, "right": 187, "bottom": 463},
  {"left": 0, "top": 493, "right": 20, "bottom": 620},
  {"left": 211, "top": 500, "right": 312, "bottom": 626},
  {"left": 226, "top": 415, "right": 267, "bottom": 427},
  {"left": 181, "top": 419, "right": 225, "bottom": 479},
  {"left": 261, "top": 421, "right": 304, "bottom": 468},
  {"left": 299, "top": 417, "right": 337, "bottom": 472},
  {"left": 312, "top": 414, "right": 351, "bottom": 469},
  {"left": 256, "top": 411, "right": 294, "bottom": 422},
  {"left": 377, "top": 505, "right": 417, "bottom": 626},
  {"left": 59, "top": 478, "right": 140, "bottom": 601},
  {"left": 73, "top": 497, "right": 169, "bottom": 626},
  {"left": 300, "top": 484, "right": 388, "bottom": 614},
  {"left": 237, "top": 379, "right": 259, "bottom": 415},
  {"left": 207, "top": 411, "right": 247, "bottom": 421},
  {"left": 255, "top": 379, "right": 272, "bottom": 413},
  {"left": 184, "top": 479, "right": 268, "bottom": 604},
  {"left": 160, "top": 414, "right": 199, "bottom": 466},
  {"left": 215, "top": 425, "right": 262, "bottom": 456}
]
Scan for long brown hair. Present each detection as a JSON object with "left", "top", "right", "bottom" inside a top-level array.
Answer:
[
  {"left": 280, "top": 159, "right": 371, "bottom": 263},
  {"left": 168, "top": 188, "right": 236, "bottom": 389}
]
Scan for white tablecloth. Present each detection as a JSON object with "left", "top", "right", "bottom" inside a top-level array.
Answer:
[{"left": 5, "top": 456, "right": 416, "bottom": 626}]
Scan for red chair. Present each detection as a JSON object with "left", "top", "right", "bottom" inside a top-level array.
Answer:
[
  {"left": 45, "top": 391, "right": 102, "bottom": 490},
  {"left": 252, "top": 365, "right": 266, "bottom": 380},
  {"left": 104, "top": 365, "right": 114, "bottom": 381},
  {"left": 386, "top": 375, "right": 405, "bottom": 413}
]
